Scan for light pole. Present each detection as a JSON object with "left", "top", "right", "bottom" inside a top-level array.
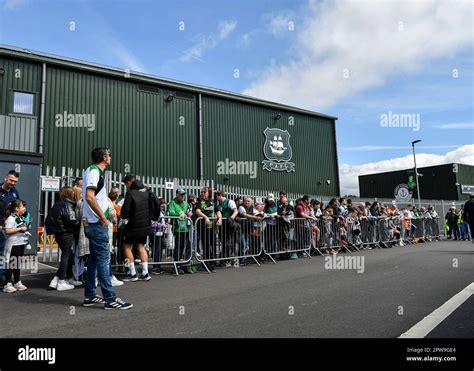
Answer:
[{"left": 411, "top": 140, "right": 422, "bottom": 209}]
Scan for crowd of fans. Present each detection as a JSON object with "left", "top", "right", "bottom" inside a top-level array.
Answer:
[{"left": 1, "top": 147, "right": 473, "bottom": 310}]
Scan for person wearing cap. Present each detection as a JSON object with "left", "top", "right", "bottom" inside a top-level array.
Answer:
[
  {"left": 445, "top": 207, "right": 459, "bottom": 240},
  {"left": 168, "top": 188, "right": 193, "bottom": 274},
  {"left": 463, "top": 194, "right": 474, "bottom": 242}
]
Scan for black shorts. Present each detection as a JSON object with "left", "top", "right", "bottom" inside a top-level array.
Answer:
[
  {"left": 10, "top": 244, "right": 26, "bottom": 257},
  {"left": 122, "top": 235, "right": 147, "bottom": 245}
]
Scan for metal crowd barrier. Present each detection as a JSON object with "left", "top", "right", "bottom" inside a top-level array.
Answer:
[
  {"left": 311, "top": 217, "right": 353, "bottom": 255},
  {"left": 41, "top": 212, "right": 445, "bottom": 275},
  {"left": 109, "top": 216, "right": 194, "bottom": 275},
  {"left": 423, "top": 218, "right": 441, "bottom": 241},
  {"left": 262, "top": 217, "right": 312, "bottom": 263},
  {"left": 194, "top": 216, "right": 262, "bottom": 272},
  {"left": 408, "top": 218, "right": 425, "bottom": 243},
  {"left": 378, "top": 216, "right": 402, "bottom": 247},
  {"left": 357, "top": 218, "right": 381, "bottom": 249},
  {"left": 148, "top": 216, "right": 194, "bottom": 275}
]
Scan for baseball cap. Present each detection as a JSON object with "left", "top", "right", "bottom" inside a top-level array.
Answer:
[
  {"left": 176, "top": 188, "right": 186, "bottom": 195},
  {"left": 267, "top": 193, "right": 275, "bottom": 201}
]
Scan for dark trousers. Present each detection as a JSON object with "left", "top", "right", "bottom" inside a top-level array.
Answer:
[
  {"left": 200, "top": 226, "right": 215, "bottom": 266},
  {"left": 447, "top": 225, "right": 460, "bottom": 240},
  {"left": 152, "top": 233, "right": 163, "bottom": 263},
  {"left": 5, "top": 244, "right": 26, "bottom": 284},
  {"left": 55, "top": 233, "right": 75, "bottom": 280},
  {"left": 173, "top": 232, "right": 191, "bottom": 262},
  {"left": 219, "top": 220, "right": 241, "bottom": 259},
  {"left": 263, "top": 224, "right": 278, "bottom": 253}
]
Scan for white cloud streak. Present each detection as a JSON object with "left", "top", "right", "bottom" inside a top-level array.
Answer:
[
  {"left": 2, "top": 0, "right": 26, "bottom": 11},
  {"left": 341, "top": 145, "right": 466, "bottom": 152},
  {"left": 436, "top": 122, "right": 474, "bottom": 129},
  {"left": 243, "top": 0, "right": 473, "bottom": 110},
  {"left": 263, "top": 12, "right": 295, "bottom": 37},
  {"left": 339, "top": 144, "right": 474, "bottom": 196},
  {"left": 180, "top": 20, "right": 237, "bottom": 63},
  {"left": 106, "top": 39, "right": 148, "bottom": 73}
]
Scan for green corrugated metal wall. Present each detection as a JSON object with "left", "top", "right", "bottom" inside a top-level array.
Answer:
[
  {"left": 0, "top": 56, "right": 41, "bottom": 115},
  {"left": 359, "top": 164, "right": 474, "bottom": 200},
  {"left": 456, "top": 164, "right": 474, "bottom": 200},
  {"left": 201, "top": 96, "right": 339, "bottom": 195},
  {"left": 0, "top": 54, "right": 340, "bottom": 195},
  {"left": 43, "top": 66, "right": 198, "bottom": 178}
]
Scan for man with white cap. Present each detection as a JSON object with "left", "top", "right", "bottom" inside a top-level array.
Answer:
[{"left": 445, "top": 206, "right": 459, "bottom": 240}]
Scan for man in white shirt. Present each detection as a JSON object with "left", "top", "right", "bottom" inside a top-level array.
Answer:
[{"left": 82, "top": 147, "right": 132, "bottom": 310}]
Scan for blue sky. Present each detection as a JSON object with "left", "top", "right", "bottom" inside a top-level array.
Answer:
[{"left": 1, "top": 0, "right": 472, "bottom": 194}]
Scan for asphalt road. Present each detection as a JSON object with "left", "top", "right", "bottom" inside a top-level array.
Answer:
[{"left": 1, "top": 240, "right": 473, "bottom": 338}]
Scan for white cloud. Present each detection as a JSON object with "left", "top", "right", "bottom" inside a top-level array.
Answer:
[
  {"left": 341, "top": 145, "right": 465, "bottom": 152},
  {"left": 339, "top": 144, "right": 474, "bottom": 196},
  {"left": 80, "top": 2, "right": 148, "bottom": 73},
  {"left": 436, "top": 122, "right": 474, "bottom": 129},
  {"left": 263, "top": 12, "right": 295, "bottom": 37},
  {"left": 179, "top": 35, "right": 215, "bottom": 62},
  {"left": 218, "top": 20, "right": 237, "bottom": 40},
  {"left": 2, "top": 0, "right": 26, "bottom": 11},
  {"left": 180, "top": 20, "right": 237, "bottom": 63},
  {"left": 243, "top": 0, "right": 473, "bottom": 110},
  {"left": 106, "top": 40, "right": 148, "bottom": 73}
]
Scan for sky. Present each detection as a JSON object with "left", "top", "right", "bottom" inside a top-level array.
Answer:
[{"left": 0, "top": 0, "right": 472, "bottom": 195}]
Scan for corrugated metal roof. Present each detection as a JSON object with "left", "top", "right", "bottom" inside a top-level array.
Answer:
[{"left": 0, "top": 44, "right": 338, "bottom": 120}]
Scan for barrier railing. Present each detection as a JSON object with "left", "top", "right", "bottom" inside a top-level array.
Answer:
[
  {"left": 194, "top": 217, "right": 263, "bottom": 272},
  {"left": 148, "top": 216, "right": 194, "bottom": 275},
  {"left": 408, "top": 218, "right": 425, "bottom": 243},
  {"left": 40, "top": 214, "right": 446, "bottom": 275},
  {"left": 262, "top": 217, "right": 312, "bottom": 263},
  {"left": 354, "top": 218, "right": 381, "bottom": 250},
  {"left": 423, "top": 218, "right": 441, "bottom": 242},
  {"left": 378, "top": 217, "right": 402, "bottom": 248}
]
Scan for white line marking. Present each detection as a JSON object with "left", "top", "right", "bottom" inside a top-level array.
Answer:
[
  {"left": 399, "top": 282, "right": 474, "bottom": 338},
  {"left": 21, "top": 262, "right": 57, "bottom": 277},
  {"left": 37, "top": 262, "right": 58, "bottom": 270}
]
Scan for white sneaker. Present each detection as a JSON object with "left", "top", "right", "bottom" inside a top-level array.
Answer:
[
  {"left": 3, "top": 282, "right": 17, "bottom": 293},
  {"left": 111, "top": 275, "right": 124, "bottom": 287},
  {"left": 225, "top": 261, "right": 232, "bottom": 267},
  {"left": 49, "top": 276, "right": 59, "bottom": 289},
  {"left": 67, "top": 279, "right": 83, "bottom": 287},
  {"left": 14, "top": 281, "right": 28, "bottom": 291},
  {"left": 56, "top": 280, "right": 74, "bottom": 291},
  {"left": 399, "top": 241, "right": 405, "bottom": 247}
]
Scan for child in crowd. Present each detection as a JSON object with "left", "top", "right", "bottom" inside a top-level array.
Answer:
[{"left": 3, "top": 200, "right": 30, "bottom": 293}]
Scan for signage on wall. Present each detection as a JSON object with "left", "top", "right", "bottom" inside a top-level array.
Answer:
[
  {"left": 262, "top": 127, "right": 295, "bottom": 172},
  {"left": 394, "top": 184, "right": 412, "bottom": 202},
  {"left": 461, "top": 185, "right": 474, "bottom": 194},
  {"left": 41, "top": 176, "right": 61, "bottom": 192}
]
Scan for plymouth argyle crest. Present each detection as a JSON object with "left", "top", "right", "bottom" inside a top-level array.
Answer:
[{"left": 262, "top": 127, "right": 295, "bottom": 172}]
